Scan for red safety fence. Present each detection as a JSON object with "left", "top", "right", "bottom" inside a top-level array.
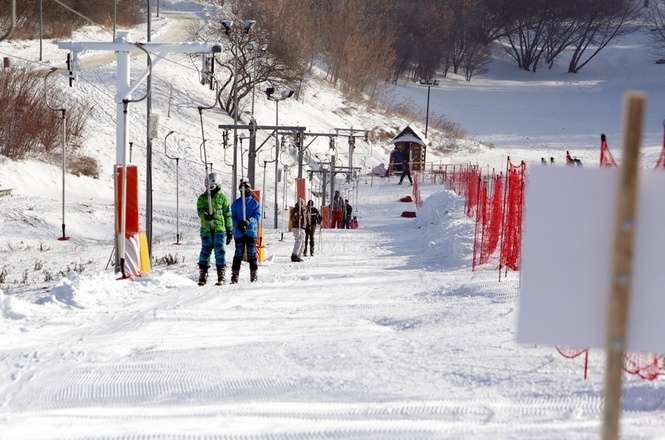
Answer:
[
  {"left": 600, "top": 134, "right": 618, "bottom": 167},
  {"left": 471, "top": 174, "right": 505, "bottom": 270},
  {"left": 437, "top": 161, "right": 524, "bottom": 276},
  {"left": 432, "top": 151, "right": 665, "bottom": 382},
  {"left": 656, "top": 122, "right": 665, "bottom": 169},
  {"left": 499, "top": 159, "right": 526, "bottom": 275}
]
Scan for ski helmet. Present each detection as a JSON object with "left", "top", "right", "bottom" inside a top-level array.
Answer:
[
  {"left": 206, "top": 173, "right": 220, "bottom": 190},
  {"left": 239, "top": 179, "right": 252, "bottom": 193}
]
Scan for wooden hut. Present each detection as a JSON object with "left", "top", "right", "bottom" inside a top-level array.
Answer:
[{"left": 391, "top": 125, "right": 427, "bottom": 172}]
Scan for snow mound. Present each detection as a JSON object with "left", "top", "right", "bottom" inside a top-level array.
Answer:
[
  {"left": 415, "top": 190, "right": 474, "bottom": 269},
  {"left": 39, "top": 271, "right": 196, "bottom": 310},
  {"left": 0, "top": 289, "right": 27, "bottom": 320}
]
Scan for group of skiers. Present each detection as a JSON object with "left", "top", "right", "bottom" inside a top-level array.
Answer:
[
  {"left": 289, "top": 199, "right": 321, "bottom": 262},
  {"left": 196, "top": 174, "right": 357, "bottom": 285},
  {"left": 196, "top": 174, "right": 260, "bottom": 286},
  {"left": 330, "top": 190, "right": 355, "bottom": 229}
]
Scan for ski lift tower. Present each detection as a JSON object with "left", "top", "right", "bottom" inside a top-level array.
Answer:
[{"left": 59, "top": 32, "right": 221, "bottom": 275}]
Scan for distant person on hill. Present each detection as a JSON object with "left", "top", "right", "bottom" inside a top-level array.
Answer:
[
  {"left": 398, "top": 156, "right": 412, "bottom": 185},
  {"left": 388, "top": 146, "right": 402, "bottom": 176},
  {"left": 550, "top": 157, "right": 555, "bottom": 165},
  {"left": 304, "top": 200, "right": 321, "bottom": 257},
  {"left": 196, "top": 173, "right": 233, "bottom": 286},
  {"left": 343, "top": 199, "right": 353, "bottom": 229},
  {"left": 290, "top": 199, "right": 307, "bottom": 262},
  {"left": 541, "top": 157, "right": 547, "bottom": 165},
  {"left": 331, "top": 190, "right": 344, "bottom": 229}
]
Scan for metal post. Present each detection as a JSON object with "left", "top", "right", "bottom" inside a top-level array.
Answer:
[
  {"left": 348, "top": 135, "right": 354, "bottom": 181},
  {"left": 232, "top": 51, "right": 239, "bottom": 201},
  {"left": 274, "top": 99, "right": 280, "bottom": 229},
  {"left": 39, "top": 0, "right": 43, "bottom": 61},
  {"left": 60, "top": 110, "right": 68, "bottom": 240},
  {"left": 251, "top": 54, "right": 256, "bottom": 115},
  {"left": 425, "top": 85, "right": 431, "bottom": 138},
  {"left": 330, "top": 155, "right": 335, "bottom": 210},
  {"left": 175, "top": 158, "right": 180, "bottom": 244},
  {"left": 145, "top": 0, "right": 154, "bottom": 258},
  {"left": 321, "top": 169, "right": 327, "bottom": 208},
  {"left": 262, "top": 161, "right": 268, "bottom": 220},
  {"left": 248, "top": 120, "right": 257, "bottom": 187},
  {"left": 157, "top": 0, "right": 160, "bottom": 17},
  {"left": 114, "top": 42, "right": 131, "bottom": 271},
  {"left": 113, "top": 0, "right": 117, "bottom": 41},
  {"left": 297, "top": 132, "right": 304, "bottom": 178}
]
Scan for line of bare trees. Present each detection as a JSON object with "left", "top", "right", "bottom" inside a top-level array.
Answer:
[
  {"left": 0, "top": 0, "right": 143, "bottom": 39},
  {"left": 393, "top": 0, "right": 639, "bottom": 80},
  {"left": 234, "top": 0, "right": 640, "bottom": 97}
]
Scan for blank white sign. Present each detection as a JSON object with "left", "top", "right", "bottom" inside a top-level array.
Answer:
[{"left": 518, "top": 166, "right": 665, "bottom": 353}]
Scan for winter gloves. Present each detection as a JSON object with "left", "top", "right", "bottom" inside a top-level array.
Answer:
[
  {"left": 226, "top": 232, "right": 233, "bottom": 245},
  {"left": 239, "top": 220, "right": 249, "bottom": 233}
]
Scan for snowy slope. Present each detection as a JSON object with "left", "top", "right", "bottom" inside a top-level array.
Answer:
[
  {"left": 2, "top": 179, "right": 665, "bottom": 439},
  {"left": 0, "top": 2, "right": 438, "bottom": 288},
  {"left": 384, "top": 26, "right": 665, "bottom": 168}
]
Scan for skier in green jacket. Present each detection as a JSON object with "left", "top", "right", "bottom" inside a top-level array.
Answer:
[{"left": 197, "top": 173, "right": 233, "bottom": 286}]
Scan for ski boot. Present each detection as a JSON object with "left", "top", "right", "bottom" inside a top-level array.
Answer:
[
  {"left": 197, "top": 266, "right": 208, "bottom": 286},
  {"left": 215, "top": 267, "right": 226, "bottom": 286},
  {"left": 250, "top": 269, "right": 257, "bottom": 283},
  {"left": 291, "top": 254, "right": 303, "bottom": 263},
  {"left": 230, "top": 270, "right": 239, "bottom": 284}
]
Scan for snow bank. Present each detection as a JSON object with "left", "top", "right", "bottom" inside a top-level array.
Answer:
[
  {"left": 0, "top": 289, "right": 27, "bottom": 320},
  {"left": 415, "top": 190, "right": 474, "bottom": 269},
  {"left": 39, "top": 270, "right": 195, "bottom": 310}
]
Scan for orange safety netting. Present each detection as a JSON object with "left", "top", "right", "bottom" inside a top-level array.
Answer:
[
  {"left": 600, "top": 134, "right": 618, "bottom": 167},
  {"left": 472, "top": 178, "right": 488, "bottom": 270},
  {"left": 623, "top": 353, "right": 665, "bottom": 381},
  {"left": 657, "top": 123, "right": 665, "bottom": 169},
  {"left": 484, "top": 174, "right": 504, "bottom": 260},
  {"left": 499, "top": 159, "right": 526, "bottom": 273},
  {"left": 472, "top": 174, "right": 504, "bottom": 270}
]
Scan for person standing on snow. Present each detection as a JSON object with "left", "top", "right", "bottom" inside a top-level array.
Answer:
[
  {"left": 197, "top": 173, "right": 233, "bottom": 286},
  {"left": 331, "top": 190, "right": 344, "bottom": 229},
  {"left": 304, "top": 200, "right": 321, "bottom": 257},
  {"left": 290, "top": 199, "right": 306, "bottom": 262},
  {"left": 343, "top": 199, "right": 353, "bottom": 229},
  {"left": 398, "top": 155, "right": 412, "bottom": 185},
  {"left": 230, "top": 180, "right": 261, "bottom": 283}
]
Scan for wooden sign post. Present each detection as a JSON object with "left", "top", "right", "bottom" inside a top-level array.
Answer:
[{"left": 601, "top": 93, "right": 645, "bottom": 440}]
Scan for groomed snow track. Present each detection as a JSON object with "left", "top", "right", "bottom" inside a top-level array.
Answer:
[{"left": 2, "top": 180, "right": 665, "bottom": 439}]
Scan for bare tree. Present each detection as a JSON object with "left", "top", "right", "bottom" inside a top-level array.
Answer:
[
  {"left": 567, "top": 0, "right": 637, "bottom": 73},
  {"left": 207, "top": 17, "right": 304, "bottom": 120}
]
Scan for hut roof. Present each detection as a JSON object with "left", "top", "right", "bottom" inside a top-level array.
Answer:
[{"left": 391, "top": 125, "right": 428, "bottom": 146}]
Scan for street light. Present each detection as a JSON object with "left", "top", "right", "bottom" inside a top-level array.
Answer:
[
  {"left": 419, "top": 78, "right": 438, "bottom": 138},
  {"left": 163, "top": 130, "right": 181, "bottom": 244},
  {"left": 248, "top": 42, "right": 267, "bottom": 116},
  {"left": 266, "top": 86, "right": 294, "bottom": 229}
]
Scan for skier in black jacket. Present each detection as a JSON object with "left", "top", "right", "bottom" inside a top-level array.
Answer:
[{"left": 304, "top": 200, "right": 321, "bottom": 256}]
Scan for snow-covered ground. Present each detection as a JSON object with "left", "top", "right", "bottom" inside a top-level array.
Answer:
[
  {"left": 2, "top": 179, "right": 665, "bottom": 439},
  {"left": 2, "top": 2, "right": 665, "bottom": 438},
  {"left": 383, "top": 26, "right": 665, "bottom": 168}
]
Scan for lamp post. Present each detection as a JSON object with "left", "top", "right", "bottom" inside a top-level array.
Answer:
[
  {"left": 266, "top": 86, "right": 294, "bottom": 229},
  {"left": 222, "top": 19, "right": 256, "bottom": 201},
  {"left": 419, "top": 78, "right": 438, "bottom": 138},
  {"left": 163, "top": 130, "right": 181, "bottom": 244}
]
